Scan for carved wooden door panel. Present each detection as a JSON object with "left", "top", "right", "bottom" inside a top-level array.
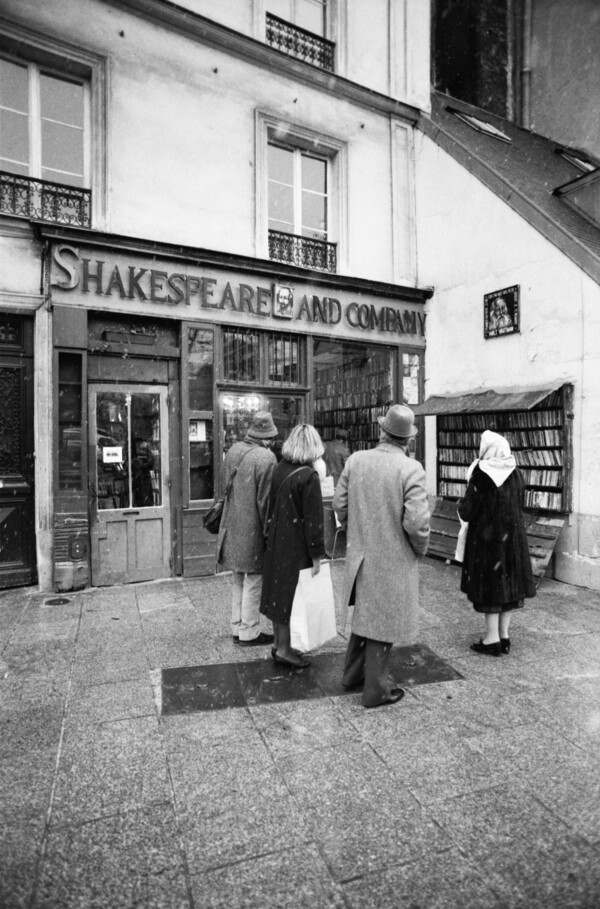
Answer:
[{"left": 0, "top": 317, "right": 36, "bottom": 589}]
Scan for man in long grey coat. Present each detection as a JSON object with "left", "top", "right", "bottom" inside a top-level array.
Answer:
[
  {"left": 217, "top": 412, "right": 277, "bottom": 646},
  {"left": 333, "top": 404, "right": 430, "bottom": 707}
]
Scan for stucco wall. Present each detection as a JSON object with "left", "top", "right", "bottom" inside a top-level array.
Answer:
[{"left": 415, "top": 134, "right": 600, "bottom": 588}]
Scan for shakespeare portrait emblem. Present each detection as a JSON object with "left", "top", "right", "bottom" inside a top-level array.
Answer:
[
  {"left": 484, "top": 285, "right": 520, "bottom": 338},
  {"left": 273, "top": 284, "right": 294, "bottom": 319}
]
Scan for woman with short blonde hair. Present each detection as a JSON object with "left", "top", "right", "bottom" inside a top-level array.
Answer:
[
  {"left": 281, "top": 423, "right": 325, "bottom": 465},
  {"left": 261, "top": 423, "right": 326, "bottom": 668}
]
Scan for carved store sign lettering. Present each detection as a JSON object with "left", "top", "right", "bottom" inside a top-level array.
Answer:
[{"left": 50, "top": 244, "right": 426, "bottom": 338}]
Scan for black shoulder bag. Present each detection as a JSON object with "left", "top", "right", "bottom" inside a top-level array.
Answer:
[{"left": 203, "top": 447, "right": 253, "bottom": 535}]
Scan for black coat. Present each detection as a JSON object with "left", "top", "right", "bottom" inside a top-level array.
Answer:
[
  {"left": 458, "top": 466, "right": 536, "bottom": 605},
  {"left": 260, "top": 460, "right": 325, "bottom": 625}
]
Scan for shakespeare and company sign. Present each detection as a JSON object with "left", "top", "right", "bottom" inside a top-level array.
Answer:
[{"left": 49, "top": 244, "right": 426, "bottom": 345}]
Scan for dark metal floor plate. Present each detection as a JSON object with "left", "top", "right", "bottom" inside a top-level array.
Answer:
[{"left": 161, "top": 643, "right": 463, "bottom": 716}]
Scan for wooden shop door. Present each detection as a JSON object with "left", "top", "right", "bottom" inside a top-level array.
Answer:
[{"left": 89, "top": 384, "right": 171, "bottom": 586}]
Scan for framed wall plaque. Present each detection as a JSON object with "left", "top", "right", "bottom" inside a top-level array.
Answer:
[{"left": 484, "top": 285, "right": 520, "bottom": 338}]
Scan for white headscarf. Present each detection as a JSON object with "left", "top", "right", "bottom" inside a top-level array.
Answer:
[{"left": 466, "top": 429, "right": 517, "bottom": 487}]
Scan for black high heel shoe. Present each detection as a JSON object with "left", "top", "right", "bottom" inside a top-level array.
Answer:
[
  {"left": 470, "top": 639, "right": 502, "bottom": 657},
  {"left": 500, "top": 638, "right": 511, "bottom": 654}
]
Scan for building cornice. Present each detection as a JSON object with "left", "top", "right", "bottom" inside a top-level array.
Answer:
[
  {"left": 100, "top": 0, "right": 420, "bottom": 123},
  {"left": 34, "top": 223, "right": 432, "bottom": 303}
]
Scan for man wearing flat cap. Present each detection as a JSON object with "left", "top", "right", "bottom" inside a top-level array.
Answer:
[
  {"left": 333, "top": 404, "right": 430, "bottom": 707},
  {"left": 217, "top": 412, "right": 278, "bottom": 646}
]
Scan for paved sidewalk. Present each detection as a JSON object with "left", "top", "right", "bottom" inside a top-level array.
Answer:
[{"left": 1, "top": 558, "right": 600, "bottom": 908}]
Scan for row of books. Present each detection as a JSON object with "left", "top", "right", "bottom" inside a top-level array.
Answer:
[
  {"left": 315, "top": 358, "right": 391, "bottom": 385},
  {"left": 524, "top": 489, "right": 564, "bottom": 510},
  {"left": 315, "top": 373, "right": 393, "bottom": 396},
  {"left": 439, "top": 447, "right": 564, "bottom": 467},
  {"left": 439, "top": 409, "right": 563, "bottom": 431},
  {"left": 315, "top": 388, "right": 392, "bottom": 410},
  {"left": 438, "top": 429, "right": 562, "bottom": 448},
  {"left": 314, "top": 404, "right": 391, "bottom": 425},
  {"left": 439, "top": 465, "right": 562, "bottom": 487}
]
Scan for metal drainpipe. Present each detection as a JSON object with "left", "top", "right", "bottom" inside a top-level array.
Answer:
[{"left": 521, "top": 0, "right": 532, "bottom": 128}]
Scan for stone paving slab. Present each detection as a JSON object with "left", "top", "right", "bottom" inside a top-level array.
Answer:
[{"left": 1, "top": 558, "right": 600, "bottom": 908}]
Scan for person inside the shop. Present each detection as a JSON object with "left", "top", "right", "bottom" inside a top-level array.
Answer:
[
  {"left": 333, "top": 404, "right": 430, "bottom": 707},
  {"left": 260, "top": 424, "right": 326, "bottom": 669},
  {"left": 216, "top": 412, "right": 278, "bottom": 646},
  {"left": 458, "top": 429, "right": 536, "bottom": 656},
  {"left": 323, "top": 428, "right": 350, "bottom": 486}
]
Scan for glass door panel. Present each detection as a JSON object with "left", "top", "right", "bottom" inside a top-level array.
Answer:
[{"left": 95, "top": 391, "right": 162, "bottom": 510}]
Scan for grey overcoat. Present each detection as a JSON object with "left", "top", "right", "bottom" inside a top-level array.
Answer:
[
  {"left": 332, "top": 443, "right": 431, "bottom": 644},
  {"left": 216, "top": 440, "right": 276, "bottom": 574}
]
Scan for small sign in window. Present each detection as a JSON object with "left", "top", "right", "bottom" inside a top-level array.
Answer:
[{"left": 102, "top": 446, "right": 123, "bottom": 463}]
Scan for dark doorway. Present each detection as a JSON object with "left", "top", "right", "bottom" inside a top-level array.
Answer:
[{"left": 0, "top": 315, "right": 36, "bottom": 589}]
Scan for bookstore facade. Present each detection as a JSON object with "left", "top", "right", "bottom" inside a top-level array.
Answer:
[{"left": 44, "top": 230, "right": 430, "bottom": 589}]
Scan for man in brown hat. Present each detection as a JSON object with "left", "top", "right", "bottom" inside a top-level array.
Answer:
[
  {"left": 217, "top": 412, "right": 278, "bottom": 646},
  {"left": 333, "top": 404, "right": 430, "bottom": 707}
]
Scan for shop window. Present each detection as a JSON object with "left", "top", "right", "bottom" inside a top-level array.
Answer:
[
  {"left": 220, "top": 391, "right": 304, "bottom": 460},
  {"left": 401, "top": 350, "right": 424, "bottom": 461},
  {"left": 267, "top": 332, "right": 300, "bottom": 384},
  {"left": 313, "top": 339, "right": 396, "bottom": 452},
  {"left": 188, "top": 328, "right": 214, "bottom": 501},
  {"left": 0, "top": 27, "right": 106, "bottom": 227},
  {"left": 58, "top": 353, "right": 83, "bottom": 490},
  {"left": 222, "top": 326, "right": 304, "bottom": 386},
  {"left": 266, "top": 0, "right": 335, "bottom": 71},
  {"left": 223, "top": 327, "right": 260, "bottom": 383}
]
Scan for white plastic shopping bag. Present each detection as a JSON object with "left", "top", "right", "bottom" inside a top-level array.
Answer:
[
  {"left": 454, "top": 514, "right": 469, "bottom": 563},
  {"left": 290, "top": 562, "right": 337, "bottom": 653}
]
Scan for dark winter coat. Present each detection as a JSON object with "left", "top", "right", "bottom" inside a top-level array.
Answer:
[
  {"left": 458, "top": 465, "right": 536, "bottom": 605},
  {"left": 260, "top": 460, "right": 326, "bottom": 625},
  {"left": 216, "top": 440, "right": 276, "bottom": 573}
]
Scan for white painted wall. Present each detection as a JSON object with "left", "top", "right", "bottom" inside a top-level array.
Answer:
[
  {"left": 1, "top": 0, "right": 422, "bottom": 285},
  {"left": 415, "top": 134, "right": 600, "bottom": 587}
]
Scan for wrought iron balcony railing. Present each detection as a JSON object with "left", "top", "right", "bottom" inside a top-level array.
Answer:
[
  {"left": 269, "top": 229, "right": 337, "bottom": 273},
  {"left": 0, "top": 171, "right": 91, "bottom": 227},
  {"left": 266, "top": 13, "right": 335, "bottom": 71}
]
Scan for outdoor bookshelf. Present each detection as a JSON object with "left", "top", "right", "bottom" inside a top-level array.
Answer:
[
  {"left": 418, "top": 384, "right": 573, "bottom": 576},
  {"left": 435, "top": 385, "right": 573, "bottom": 513}
]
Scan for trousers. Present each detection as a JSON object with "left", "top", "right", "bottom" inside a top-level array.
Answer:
[
  {"left": 230, "top": 571, "right": 263, "bottom": 641},
  {"left": 342, "top": 633, "right": 396, "bottom": 707}
]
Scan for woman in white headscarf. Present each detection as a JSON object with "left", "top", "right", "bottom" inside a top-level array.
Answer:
[{"left": 458, "top": 430, "right": 536, "bottom": 656}]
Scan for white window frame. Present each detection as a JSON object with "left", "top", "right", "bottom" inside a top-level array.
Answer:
[
  {"left": 256, "top": 111, "right": 347, "bottom": 270},
  {"left": 0, "top": 20, "right": 108, "bottom": 228},
  {"left": 0, "top": 55, "right": 90, "bottom": 187}
]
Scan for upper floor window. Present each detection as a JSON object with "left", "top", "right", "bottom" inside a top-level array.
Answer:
[
  {"left": 0, "top": 44, "right": 94, "bottom": 227},
  {"left": 266, "top": 0, "right": 335, "bottom": 71},
  {"left": 0, "top": 55, "right": 88, "bottom": 187},
  {"left": 268, "top": 140, "right": 336, "bottom": 271}
]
